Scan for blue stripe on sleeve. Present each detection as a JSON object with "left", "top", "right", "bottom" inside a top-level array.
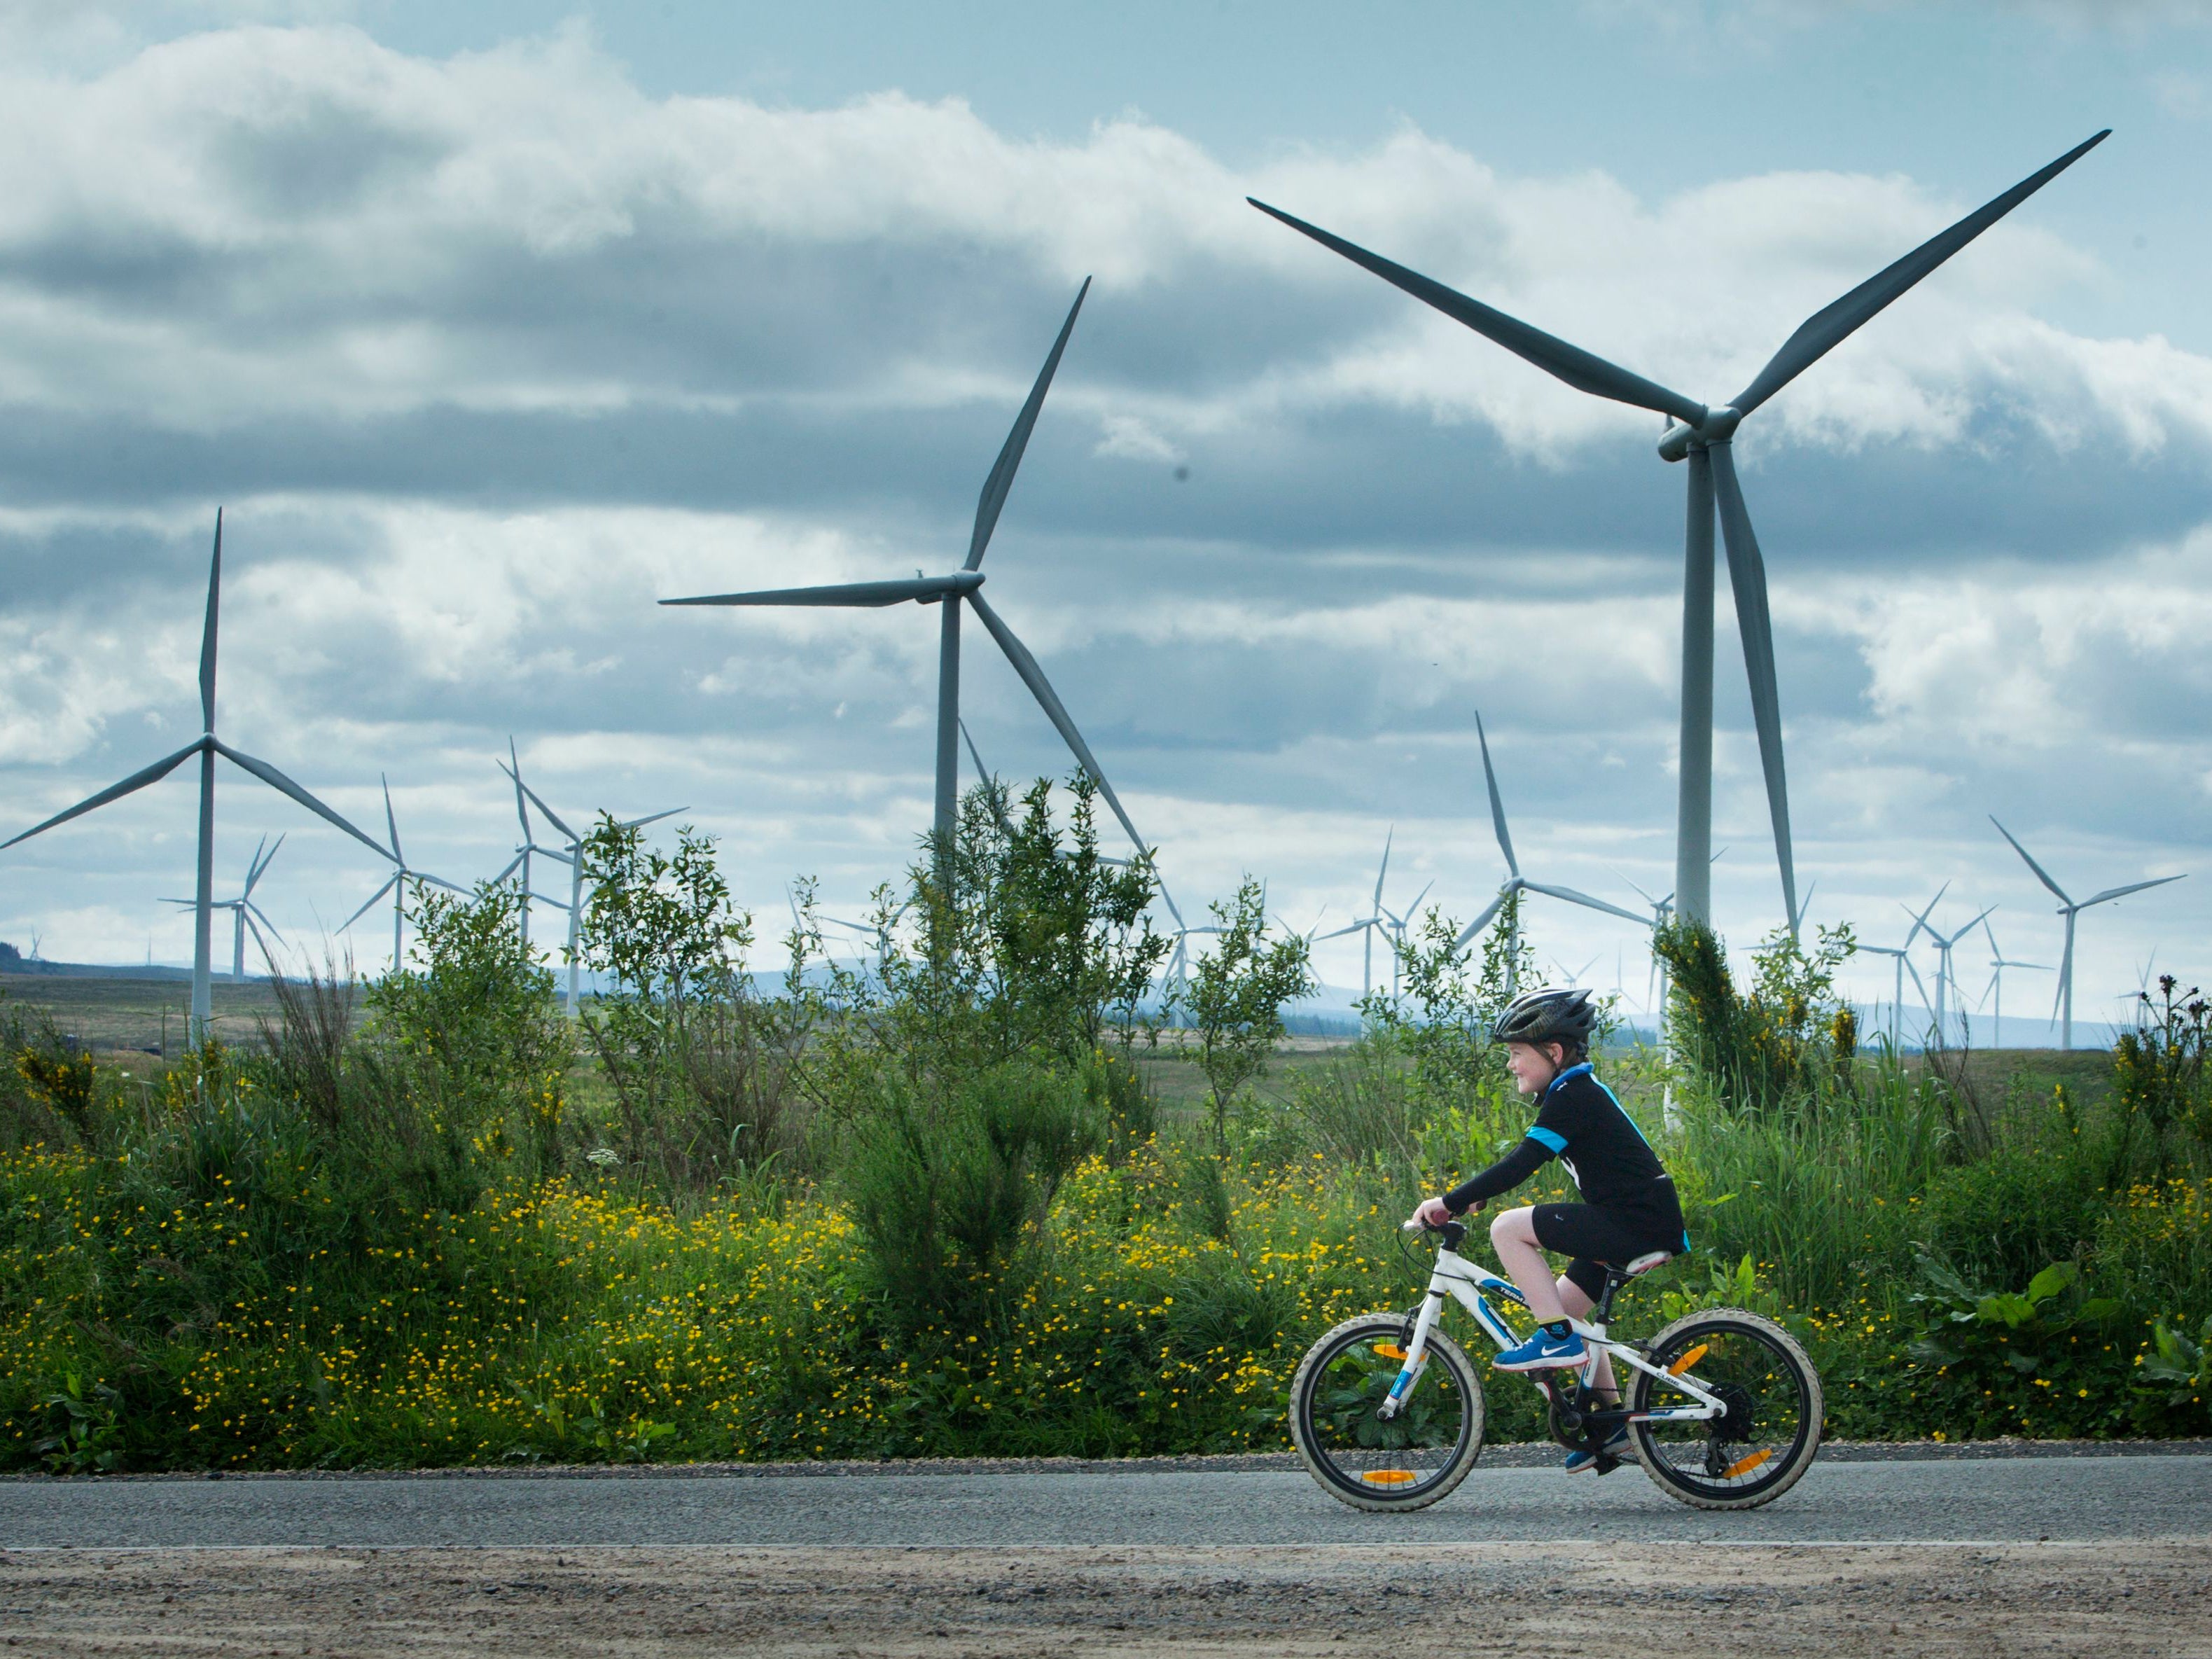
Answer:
[{"left": 1526, "top": 1125, "right": 1568, "bottom": 1154}]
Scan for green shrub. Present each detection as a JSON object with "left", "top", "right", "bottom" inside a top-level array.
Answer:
[
  {"left": 1905, "top": 1258, "right": 2137, "bottom": 1439},
  {"left": 841, "top": 1059, "right": 1104, "bottom": 1336}
]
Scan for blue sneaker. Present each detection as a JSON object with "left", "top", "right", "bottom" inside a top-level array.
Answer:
[
  {"left": 1564, "top": 1425, "right": 1631, "bottom": 1474},
  {"left": 1493, "top": 1326, "right": 1585, "bottom": 1371}
]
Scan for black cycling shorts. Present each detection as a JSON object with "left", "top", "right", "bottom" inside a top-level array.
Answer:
[{"left": 1531, "top": 1202, "right": 1682, "bottom": 1303}]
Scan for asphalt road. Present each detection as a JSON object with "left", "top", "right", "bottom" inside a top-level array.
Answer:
[{"left": 4, "top": 1454, "right": 2208, "bottom": 1550}]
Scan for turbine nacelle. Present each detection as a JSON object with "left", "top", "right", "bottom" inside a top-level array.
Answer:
[
  {"left": 1657, "top": 405, "right": 1739, "bottom": 461},
  {"left": 914, "top": 569, "right": 987, "bottom": 607}
]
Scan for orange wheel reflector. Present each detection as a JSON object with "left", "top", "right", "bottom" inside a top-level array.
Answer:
[
  {"left": 1722, "top": 1448, "right": 1773, "bottom": 1480},
  {"left": 1361, "top": 1469, "right": 1419, "bottom": 1485},
  {"left": 1374, "top": 1343, "right": 1406, "bottom": 1360},
  {"left": 1666, "top": 1343, "right": 1709, "bottom": 1376}
]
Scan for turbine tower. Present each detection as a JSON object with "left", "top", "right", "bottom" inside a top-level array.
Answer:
[
  {"left": 662, "top": 281, "right": 1158, "bottom": 876},
  {"left": 1451, "top": 714, "right": 1644, "bottom": 990},
  {"left": 341, "top": 777, "right": 466, "bottom": 973},
  {"left": 164, "top": 835, "right": 285, "bottom": 983},
  {"left": 1990, "top": 817, "right": 2184, "bottom": 1050},
  {"left": 2, "top": 513, "right": 391, "bottom": 1039},
  {"left": 499, "top": 752, "right": 681, "bottom": 1018},
  {"left": 1251, "top": 132, "right": 2108, "bottom": 935}
]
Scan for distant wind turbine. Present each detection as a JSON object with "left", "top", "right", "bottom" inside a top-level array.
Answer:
[
  {"left": 1451, "top": 715, "right": 1644, "bottom": 990},
  {"left": 2, "top": 513, "right": 392, "bottom": 1039},
  {"left": 1313, "top": 831, "right": 1400, "bottom": 1001},
  {"left": 1924, "top": 904, "right": 1996, "bottom": 1046},
  {"left": 1990, "top": 817, "right": 2185, "bottom": 1050},
  {"left": 163, "top": 835, "right": 285, "bottom": 983},
  {"left": 1977, "top": 917, "right": 2051, "bottom": 1048},
  {"left": 662, "top": 281, "right": 1160, "bottom": 878},
  {"left": 499, "top": 751, "right": 682, "bottom": 1019},
  {"left": 1252, "top": 132, "right": 2108, "bottom": 936},
  {"left": 341, "top": 777, "right": 466, "bottom": 973}
]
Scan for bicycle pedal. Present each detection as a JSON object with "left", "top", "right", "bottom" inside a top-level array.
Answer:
[{"left": 1592, "top": 1454, "right": 1622, "bottom": 1476}]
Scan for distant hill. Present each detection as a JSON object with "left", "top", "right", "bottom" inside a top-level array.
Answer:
[{"left": 0, "top": 945, "right": 196, "bottom": 983}]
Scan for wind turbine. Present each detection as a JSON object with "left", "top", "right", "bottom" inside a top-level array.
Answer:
[
  {"left": 2, "top": 513, "right": 392, "bottom": 1039},
  {"left": 492, "top": 739, "right": 571, "bottom": 952},
  {"left": 1450, "top": 714, "right": 1645, "bottom": 991},
  {"left": 1251, "top": 132, "right": 2108, "bottom": 936},
  {"left": 1380, "top": 878, "right": 1434, "bottom": 1001},
  {"left": 1977, "top": 917, "right": 2051, "bottom": 1049},
  {"left": 499, "top": 752, "right": 683, "bottom": 1019},
  {"left": 1312, "top": 831, "right": 1398, "bottom": 1001},
  {"left": 1924, "top": 904, "right": 1996, "bottom": 1047},
  {"left": 341, "top": 777, "right": 466, "bottom": 973},
  {"left": 163, "top": 835, "right": 285, "bottom": 983},
  {"left": 663, "top": 280, "right": 1159, "bottom": 875},
  {"left": 1990, "top": 817, "right": 2184, "bottom": 1050}
]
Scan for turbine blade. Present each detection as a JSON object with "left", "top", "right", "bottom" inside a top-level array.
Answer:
[
  {"left": 1, "top": 740, "right": 206, "bottom": 849},
  {"left": 661, "top": 576, "right": 963, "bottom": 609},
  {"left": 1373, "top": 828, "right": 1393, "bottom": 910},
  {"left": 1989, "top": 817, "right": 2071, "bottom": 905},
  {"left": 1247, "top": 198, "right": 1708, "bottom": 426},
  {"left": 214, "top": 741, "right": 394, "bottom": 861},
  {"left": 242, "top": 909, "right": 281, "bottom": 970},
  {"left": 340, "top": 877, "right": 401, "bottom": 932},
  {"left": 2082, "top": 873, "right": 2184, "bottom": 908},
  {"left": 415, "top": 873, "right": 468, "bottom": 895},
  {"left": 382, "top": 775, "right": 403, "bottom": 868},
  {"left": 506, "top": 768, "right": 578, "bottom": 843},
  {"left": 1708, "top": 445, "right": 1797, "bottom": 931},
  {"left": 1155, "top": 880, "right": 1187, "bottom": 930},
  {"left": 618, "top": 807, "right": 686, "bottom": 833},
  {"left": 1312, "top": 922, "right": 1368, "bottom": 942},
  {"left": 1475, "top": 712, "right": 1519, "bottom": 878},
  {"left": 1903, "top": 955, "right": 1934, "bottom": 1017},
  {"left": 967, "top": 277, "right": 1089, "bottom": 571},
  {"left": 1520, "top": 881, "right": 1649, "bottom": 926},
  {"left": 200, "top": 510, "right": 222, "bottom": 733},
  {"left": 492, "top": 852, "right": 525, "bottom": 884},
  {"left": 245, "top": 831, "right": 285, "bottom": 896},
  {"left": 968, "top": 592, "right": 1150, "bottom": 858},
  {"left": 508, "top": 738, "right": 531, "bottom": 838},
  {"left": 959, "top": 716, "right": 993, "bottom": 785},
  {"left": 1732, "top": 132, "right": 2110, "bottom": 417},
  {"left": 244, "top": 899, "right": 286, "bottom": 941},
  {"left": 1452, "top": 889, "right": 1511, "bottom": 952}
]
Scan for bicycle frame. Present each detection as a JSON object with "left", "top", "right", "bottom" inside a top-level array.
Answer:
[{"left": 1377, "top": 1240, "right": 1727, "bottom": 1427}]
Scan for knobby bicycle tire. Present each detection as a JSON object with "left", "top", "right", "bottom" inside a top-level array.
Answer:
[
  {"left": 1289, "top": 1312, "right": 1486, "bottom": 1513},
  {"left": 1627, "top": 1307, "right": 1823, "bottom": 1511}
]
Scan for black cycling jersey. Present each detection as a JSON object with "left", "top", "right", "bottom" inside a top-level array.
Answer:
[{"left": 1442, "top": 1062, "right": 1685, "bottom": 1244}]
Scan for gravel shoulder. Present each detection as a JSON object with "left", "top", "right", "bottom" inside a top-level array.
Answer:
[{"left": 6, "top": 1541, "right": 2210, "bottom": 1657}]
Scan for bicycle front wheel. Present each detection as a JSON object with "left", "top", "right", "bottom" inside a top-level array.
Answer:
[
  {"left": 1627, "top": 1307, "right": 1823, "bottom": 1511},
  {"left": 1289, "top": 1312, "right": 1485, "bottom": 1512}
]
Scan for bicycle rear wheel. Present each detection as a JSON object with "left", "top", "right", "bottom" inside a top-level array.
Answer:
[
  {"left": 1289, "top": 1313, "right": 1484, "bottom": 1512},
  {"left": 1627, "top": 1308, "right": 1822, "bottom": 1511}
]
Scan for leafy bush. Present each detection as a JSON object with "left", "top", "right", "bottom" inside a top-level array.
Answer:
[
  {"left": 1182, "top": 877, "right": 1314, "bottom": 1157},
  {"left": 1905, "top": 1258, "right": 2136, "bottom": 1439},
  {"left": 1656, "top": 917, "right": 1857, "bottom": 1116},
  {"left": 841, "top": 1059, "right": 1104, "bottom": 1336},
  {"left": 2134, "top": 1314, "right": 2210, "bottom": 1431}
]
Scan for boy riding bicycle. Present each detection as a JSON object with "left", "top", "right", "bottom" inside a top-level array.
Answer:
[{"left": 1410, "top": 987, "right": 1689, "bottom": 1473}]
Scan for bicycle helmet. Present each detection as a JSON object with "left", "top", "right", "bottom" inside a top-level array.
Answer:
[{"left": 1489, "top": 987, "right": 1597, "bottom": 1048}]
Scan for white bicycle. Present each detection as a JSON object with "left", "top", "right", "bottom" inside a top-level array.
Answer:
[{"left": 1289, "top": 1217, "right": 1823, "bottom": 1512}]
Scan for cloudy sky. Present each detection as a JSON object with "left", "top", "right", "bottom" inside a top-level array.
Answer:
[{"left": 1, "top": 0, "right": 2206, "bottom": 1039}]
